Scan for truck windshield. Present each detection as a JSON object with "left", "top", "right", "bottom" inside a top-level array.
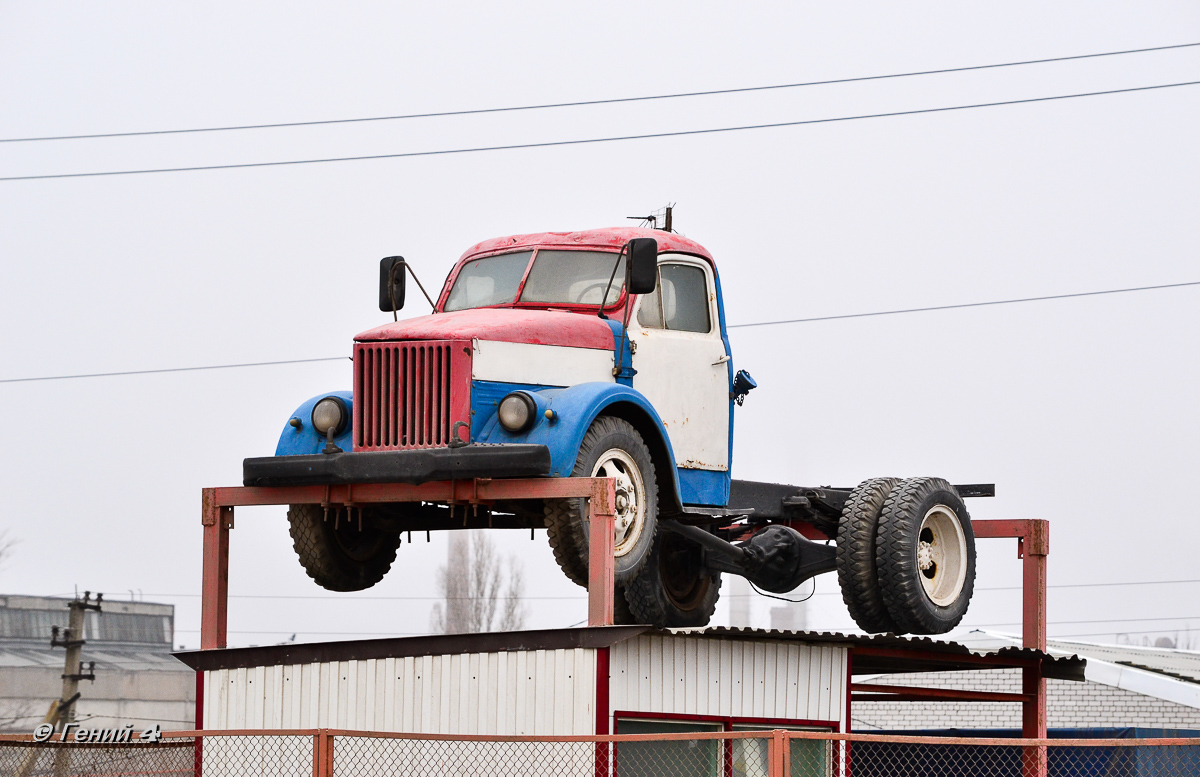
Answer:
[
  {"left": 443, "top": 251, "right": 532, "bottom": 311},
  {"left": 443, "top": 249, "right": 625, "bottom": 311},
  {"left": 520, "top": 250, "right": 625, "bottom": 306}
]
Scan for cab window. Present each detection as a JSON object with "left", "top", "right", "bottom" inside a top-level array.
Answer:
[
  {"left": 636, "top": 263, "right": 711, "bottom": 333},
  {"left": 519, "top": 250, "right": 625, "bottom": 306},
  {"left": 443, "top": 251, "right": 532, "bottom": 311}
]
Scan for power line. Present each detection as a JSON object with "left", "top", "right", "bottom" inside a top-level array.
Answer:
[
  {"left": 0, "top": 356, "right": 345, "bottom": 384},
  {"left": 3, "top": 41, "right": 1197, "bottom": 144},
  {"left": 2, "top": 80, "right": 1197, "bottom": 183},
  {"left": 1049, "top": 627, "right": 1199, "bottom": 639},
  {"left": 728, "top": 280, "right": 1200, "bottom": 329},
  {"left": 3, "top": 278, "right": 1196, "bottom": 385},
  {"left": 119, "top": 578, "right": 1200, "bottom": 602},
  {"left": 964, "top": 614, "right": 1200, "bottom": 628}
]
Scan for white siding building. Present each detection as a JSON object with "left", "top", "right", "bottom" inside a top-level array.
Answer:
[{"left": 177, "top": 626, "right": 1083, "bottom": 737}]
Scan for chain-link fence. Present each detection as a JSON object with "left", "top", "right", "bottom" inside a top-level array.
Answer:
[{"left": 0, "top": 730, "right": 1197, "bottom": 777}]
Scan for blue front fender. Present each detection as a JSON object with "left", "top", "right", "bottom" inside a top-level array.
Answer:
[
  {"left": 473, "top": 380, "right": 681, "bottom": 502},
  {"left": 274, "top": 391, "right": 354, "bottom": 456}
]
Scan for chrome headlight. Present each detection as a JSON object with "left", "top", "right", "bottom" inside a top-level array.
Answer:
[
  {"left": 497, "top": 393, "right": 536, "bottom": 433},
  {"left": 311, "top": 397, "right": 348, "bottom": 436}
]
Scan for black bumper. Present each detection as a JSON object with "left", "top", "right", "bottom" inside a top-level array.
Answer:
[{"left": 243, "top": 444, "right": 552, "bottom": 487}]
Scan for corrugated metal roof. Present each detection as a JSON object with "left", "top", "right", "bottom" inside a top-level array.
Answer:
[
  {"left": 0, "top": 645, "right": 191, "bottom": 673},
  {"left": 960, "top": 630, "right": 1200, "bottom": 709},
  {"left": 175, "top": 625, "right": 1085, "bottom": 681},
  {"left": 1043, "top": 638, "right": 1200, "bottom": 683},
  {"left": 0, "top": 595, "right": 173, "bottom": 648},
  {"left": 670, "top": 626, "right": 1086, "bottom": 681}
]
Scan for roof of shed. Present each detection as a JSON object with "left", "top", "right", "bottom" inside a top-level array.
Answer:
[
  {"left": 955, "top": 630, "right": 1200, "bottom": 708},
  {"left": 173, "top": 625, "right": 1085, "bottom": 681}
]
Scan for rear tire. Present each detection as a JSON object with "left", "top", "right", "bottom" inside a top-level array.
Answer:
[
  {"left": 626, "top": 531, "right": 721, "bottom": 627},
  {"left": 836, "top": 477, "right": 900, "bottom": 633},
  {"left": 876, "top": 477, "right": 976, "bottom": 634},
  {"left": 543, "top": 416, "right": 658, "bottom": 587},
  {"left": 288, "top": 504, "right": 402, "bottom": 592}
]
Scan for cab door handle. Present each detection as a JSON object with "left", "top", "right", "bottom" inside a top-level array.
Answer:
[{"left": 712, "top": 355, "right": 731, "bottom": 366}]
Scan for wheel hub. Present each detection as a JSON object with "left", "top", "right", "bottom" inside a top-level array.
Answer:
[
  {"left": 591, "top": 449, "right": 646, "bottom": 556},
  {"left": 917, "top": 506, "right": 969, "bottom": 607}
]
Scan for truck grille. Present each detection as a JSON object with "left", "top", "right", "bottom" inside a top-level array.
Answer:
[{"left": 354, "top": 340, "right": 472, "bottom": 450}]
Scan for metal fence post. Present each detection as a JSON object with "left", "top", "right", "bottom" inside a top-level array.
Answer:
[
  {"left": 770, "top": 730, "right": 788, "bottom": 777},
  {"left": 313, "top": 730, "right": 333, "bottom": 777}
]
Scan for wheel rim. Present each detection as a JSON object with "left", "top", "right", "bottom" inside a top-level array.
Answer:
[
  {"left": 916, "top": 505, "right": 968, "bottom": 607},
  {"left": 591, "top": 448, "right": 646, "bottom": 557}
]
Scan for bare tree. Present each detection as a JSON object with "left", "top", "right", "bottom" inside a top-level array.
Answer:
[
  {"left": 431, "top": 532, "right": 527, "bottom": 634},
  {"left": 0, "top": 700, "right": 40, "bottom": 733},
  {"left": 0, "top": 530, "right": 15, "bottom": 573}
]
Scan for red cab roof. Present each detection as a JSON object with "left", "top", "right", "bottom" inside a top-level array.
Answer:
[{"left": 456, "top": 226, "right": 714, "bottom": 263}]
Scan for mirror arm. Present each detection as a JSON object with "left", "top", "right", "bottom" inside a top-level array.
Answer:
[
  {"left": 390, "top": 260, "right": 438, "bottom": 321},
  {"left": 406, "top": 264, "right": 438, "bottom": 313}
]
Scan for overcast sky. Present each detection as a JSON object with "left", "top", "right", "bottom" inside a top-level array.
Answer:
[{"left": 1, "top": 2, "right": 1198, "bottom": 652}]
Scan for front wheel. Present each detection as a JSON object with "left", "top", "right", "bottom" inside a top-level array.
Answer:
[
  {"left": 288, "top": 504, "right": 403, "bottom": 592},
  {"left": 544, "top": 416, "right": 658, "bottom": 587},
  {"left": 875, "top": 477, "right": 976, "bottom": 634}
]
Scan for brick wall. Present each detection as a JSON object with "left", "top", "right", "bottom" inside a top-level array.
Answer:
[{"left": 852, "top": 669, "right": 1200, "bottom": 730}]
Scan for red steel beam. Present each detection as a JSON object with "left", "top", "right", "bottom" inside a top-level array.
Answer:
[
  {"left": 199, "top": 477, "right": 618, "bottom": 654},
  {"left": 851, "top": 645, "right": 1040, "bottom": 668},
  {"left": 850, "top": 683, "right": 1033, "bottom": 703},
  {"left": 212, "top": 477, "right": 612, "bottom": 508},
  {"left": 973, "top": 518, "right": 1050, "bottom": 775}
]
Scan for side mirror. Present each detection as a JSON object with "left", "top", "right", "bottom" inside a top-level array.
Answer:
[
  {"left": 626, "top": 238, "right": 658, "bottom": 295},
  {"left": 379, "top": 256, "right": 406, "bottom": 312}
]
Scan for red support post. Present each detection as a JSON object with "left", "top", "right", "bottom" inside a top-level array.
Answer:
[
  {"left": 587, "top": 478, "right": 617, "bottom": 627},
  {"left": 1022, "top": 521, "right": 1049, "bottom": 777},
  {"left": 976, "top": 518, "right": 1049, "bottom": 776},
  {"left": 200, "top": 489, "right": 231, "bottom": 651}
]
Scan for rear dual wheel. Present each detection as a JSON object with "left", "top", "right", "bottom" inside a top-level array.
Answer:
[{"left": 837, "top": 477, "right": 975, "bottom": 635}]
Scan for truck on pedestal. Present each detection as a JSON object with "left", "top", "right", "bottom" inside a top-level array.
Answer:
[{"left": 245, "top": 224, "right": 988, "bottom": 633}]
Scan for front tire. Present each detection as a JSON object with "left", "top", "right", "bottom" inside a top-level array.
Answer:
[
  {"left": 288, "top": 504, "right": 402, "bottom": 592},
  {"left": 876, "top": 477, "right": 976, "bottom": 634},
  {"left": 543, "top": 416, "right": 658, "bottom": 587}
]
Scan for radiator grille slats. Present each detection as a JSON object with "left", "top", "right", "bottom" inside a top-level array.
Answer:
[{"left": 355, "top": 341, "right": 467, "bottom": 450}]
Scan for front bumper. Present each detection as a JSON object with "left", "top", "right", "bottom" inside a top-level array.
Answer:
[{"left": 243, "top": 444, "right": 552, "bottom": 487}]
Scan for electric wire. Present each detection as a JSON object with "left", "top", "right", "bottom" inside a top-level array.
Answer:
[
  {"left": 3, "top": 41, "right": 1196, "bottom": 143},
  {"left": 963, "top": 614, "right": 1200, "bottom": 628},
  {"left": 2, "top": 80, "right": 1197, "bottom": 182},
  {"left": 3, "top": 279, "right": 1195, "bottom": 384},
  {"left": 0, "top": 356, "right": 346, "bottom": 384},
  {"left": 728, "top": 280, "right": 1200, "bottom": 329}
]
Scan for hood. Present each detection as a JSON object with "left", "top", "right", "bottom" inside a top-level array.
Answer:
[{"left": 355, "top": 307, "right": 616, "bottom": 350}]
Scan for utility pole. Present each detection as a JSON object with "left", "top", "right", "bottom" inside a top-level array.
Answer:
[{"left": 49, "top": 592, "right": 102, "bottom": 730}]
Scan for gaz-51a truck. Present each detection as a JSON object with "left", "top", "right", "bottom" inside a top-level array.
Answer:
[{"left": 245, "top": 225, "right": 987, "bottom": 633}]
